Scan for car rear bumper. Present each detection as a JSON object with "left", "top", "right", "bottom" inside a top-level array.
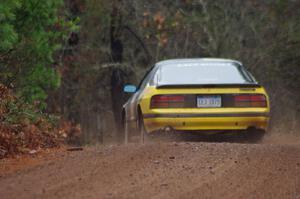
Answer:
[{"left": 143, "top": 112, "right": 269, "bottom": 133}]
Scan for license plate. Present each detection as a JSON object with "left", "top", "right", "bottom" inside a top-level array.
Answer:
[{"left": 197, "top": 96, "right": 222, "bottom": 108}]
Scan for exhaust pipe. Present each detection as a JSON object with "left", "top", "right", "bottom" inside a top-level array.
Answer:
[{"left": 162, "top": 126, "right": 174, "bottom": 133}]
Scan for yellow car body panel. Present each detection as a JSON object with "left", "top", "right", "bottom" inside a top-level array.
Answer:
[{"left": 139, "top": 86, "right": 270, "bottom": 133}]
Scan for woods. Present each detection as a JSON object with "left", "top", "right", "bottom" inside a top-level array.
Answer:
[
  {"left": 0, "top": 0, "right": 73, "bottom": 105},
  {"left": 1, "top": 0, "right": 300, "bottom": 154}
]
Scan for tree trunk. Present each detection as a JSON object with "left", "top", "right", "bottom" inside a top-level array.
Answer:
[{"left": 110, "top": 0, "right": 126, "bottom": 142}]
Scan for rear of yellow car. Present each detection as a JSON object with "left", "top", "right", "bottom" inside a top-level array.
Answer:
[
  {"left": 139, "top": 87, "right": 269, "bottom": 134},
  {"left": 124, "top": 59, "right": 270, "bottom": 138}
]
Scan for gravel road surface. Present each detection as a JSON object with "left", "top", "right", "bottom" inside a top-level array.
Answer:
[{"left": 1, "top": 140, "right": 300, "bottom": 199}]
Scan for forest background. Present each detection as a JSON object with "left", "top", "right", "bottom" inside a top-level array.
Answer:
[{"left": 0, "top": 0, "right": 299, "bottom": 156}]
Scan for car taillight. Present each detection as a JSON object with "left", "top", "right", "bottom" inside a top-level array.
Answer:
[
  {"left": 234, "top": 94, "right": 267, "bottom": 107},
  {"left": 151, "top": 95, "right": 185, "bottom": 108}
]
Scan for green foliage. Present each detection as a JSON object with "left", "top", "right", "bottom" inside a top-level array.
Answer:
[
  {"left": 0, "top": 0, "right": 20, "bottom": 50},
  {"left": 0, "top": 0, "right": 73, "bottom": 107},
  {"left": 4, "top": 96, "right": 47, "bottom": 125},
  {"left": 20, "top": 64, "right": 61, "bottom": 108},
  {"left": 0, "top": 84, "right": 57, "bottom": 126}
]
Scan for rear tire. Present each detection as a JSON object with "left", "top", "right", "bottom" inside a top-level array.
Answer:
[
  {"left": 122, "top": 111, "right": 130, "bottom": 144},
  {"left": 138, "top": 110, "right": 148, "bottom": 144}
]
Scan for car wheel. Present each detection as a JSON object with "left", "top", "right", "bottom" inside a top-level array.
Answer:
[
  {"left": 138, "top": 110, "right": 148, "bottom": 144},
  {"left": 122, "top": 111, "right": 131, "bottom": 144}
]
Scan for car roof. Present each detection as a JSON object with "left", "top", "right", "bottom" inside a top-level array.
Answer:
[{"left": 156, "top": 58, "right": 242, "bottom": 67}]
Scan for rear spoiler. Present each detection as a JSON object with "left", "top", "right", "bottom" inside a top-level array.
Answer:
[{"left": 156, "top": 84, "right": 261, "bottom": 89}]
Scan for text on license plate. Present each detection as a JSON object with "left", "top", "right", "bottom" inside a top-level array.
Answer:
[{"left": 197, "top": 96, "right": 222, "bottom": 108}]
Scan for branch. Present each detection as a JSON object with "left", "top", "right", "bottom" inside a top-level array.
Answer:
[{"left": 123, "top": 25, "right": 153, "bottom": 63}]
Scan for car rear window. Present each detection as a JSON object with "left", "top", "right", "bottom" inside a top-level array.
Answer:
[{"left": 155, "top": 62, "right": 254, "bottom": 86}]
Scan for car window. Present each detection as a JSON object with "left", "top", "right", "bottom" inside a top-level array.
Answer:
[
  {"left": 156, "top": 62, "right": 255, "bottom": 85},
  {"left": 137, "top": 66, "right": 156, "bottom": 90}
]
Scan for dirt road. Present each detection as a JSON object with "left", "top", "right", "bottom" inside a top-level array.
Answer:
[{"left": 1, "top": 140, "right": 300, "bottom": 199}]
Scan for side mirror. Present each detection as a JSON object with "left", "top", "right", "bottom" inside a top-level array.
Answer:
[{"left": 123, "top": 85, "right": 137, "bottom": 93}]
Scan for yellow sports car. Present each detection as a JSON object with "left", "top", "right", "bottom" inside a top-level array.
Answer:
[{"left": 122, "top": 58, "right": 270, "bottom": 143}]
